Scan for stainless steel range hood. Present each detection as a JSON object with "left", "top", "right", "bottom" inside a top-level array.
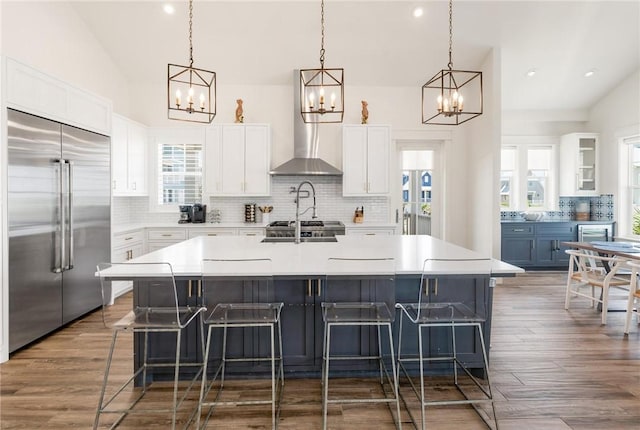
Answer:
[{"left": 269, "top": 71, "right": 342, "bottom": 176}]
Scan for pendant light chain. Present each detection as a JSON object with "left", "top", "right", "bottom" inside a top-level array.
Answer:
[
  {"left": 188, "top": 0, "right": 194, "bottom": 67},
  {"left": 448, "top": 0, "right": 453, "bottom": 70},
  {"left": 319, "top": 0, "right": 325, "bottom": 68}
]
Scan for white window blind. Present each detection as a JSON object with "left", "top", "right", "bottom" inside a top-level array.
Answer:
[{"left": 157, "top": 142, "right": 203, "bottom": 205}]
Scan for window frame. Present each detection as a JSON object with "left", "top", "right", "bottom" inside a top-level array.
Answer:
[
  {"left": 148, "top": 128, "right": 206, "bottom": 213},
  {"left": 624, "top": 134, "right": 640, "bottom": 237},
  {"left": 500, "top": 137, "right": 558, "bottom": 212}
]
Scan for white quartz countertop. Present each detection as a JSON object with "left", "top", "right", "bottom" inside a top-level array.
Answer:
[{"left": 123, "top": 234, "right": 522, "bottom": 277}]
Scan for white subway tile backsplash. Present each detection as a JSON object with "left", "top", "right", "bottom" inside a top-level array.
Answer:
[{"left": 113, "top": 176, "right": 390, "bottom": 225}]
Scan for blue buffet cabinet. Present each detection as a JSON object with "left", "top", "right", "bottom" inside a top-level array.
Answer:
[{"left": 500, "top": 221, "right": 615, "bottom": 269}]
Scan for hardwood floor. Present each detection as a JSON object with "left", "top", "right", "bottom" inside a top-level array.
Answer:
[{"left": 1, "top": 272, "right": 639, "bottom": 429}]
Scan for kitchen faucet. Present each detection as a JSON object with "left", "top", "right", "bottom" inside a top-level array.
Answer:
[{"left": 293, "top": 181, "right": 317, "bottom": 244}]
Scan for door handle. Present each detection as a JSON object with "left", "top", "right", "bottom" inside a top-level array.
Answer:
[
  {"left": 67, "top": 160, "right": 74, "bottom": 270},
  {"left": 307, "top": 279, "right": 312, "bottom": 297},
  {"left": 54, "top": 159, "right": 65, "bottom": 273},
  {"left": 317, "top": 279, "right": 322, "bottom": 297}
]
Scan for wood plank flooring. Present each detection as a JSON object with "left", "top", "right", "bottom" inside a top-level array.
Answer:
[{"left": 1, "top": 272, "right": 639, "bottom": 429}]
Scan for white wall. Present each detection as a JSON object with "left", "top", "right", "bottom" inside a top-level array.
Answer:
[
  {"left": 587, "top": 69, "right": 640, "bottom": 237},
  {"left": 131, "top": 75, "right": 497, "bottom": 248},
  {"left": 587, "top": 70, "right": 640, "bottom": 194},
  {"left": 0, "top": 1, "right": 131, "bottom": 118},
  {"left": 466, "top": 48, "right": 501, "bottom": 257}
]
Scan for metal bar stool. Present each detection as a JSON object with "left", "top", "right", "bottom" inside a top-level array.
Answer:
[
  {"left": 197, "top": 258, "right": 284, "bottom": 430},
  {"left": 395, "top": 258, "right": 498, "bottom": 430},
  {"left": 94, "top": 262, "right": 206, "bottom": 430},
  {"left": 322, "top": 257, "right": 402, "bottom": 430}
]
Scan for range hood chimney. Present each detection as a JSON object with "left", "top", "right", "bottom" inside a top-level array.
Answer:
[{"left": 269, "top": 70, "right": 342, "bottom": 176}]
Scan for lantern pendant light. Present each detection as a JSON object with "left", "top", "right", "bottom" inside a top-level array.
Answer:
[
  {"left": 168, "top": 0, "right": 216, "bottom": 123},
  {"left": 422, "top": 0, "right": 482, "bottom": 125},
  {"left": 300, "top": 0, "right": 344, "bottom": 124}
]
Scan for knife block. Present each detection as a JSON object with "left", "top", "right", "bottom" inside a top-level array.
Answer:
[{"left": 353, "top": 208, "right": 364, "bottom": 223}]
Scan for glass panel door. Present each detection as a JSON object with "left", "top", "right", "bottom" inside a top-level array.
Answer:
[{"left": 401, "top": 150, "right": 433, "bottom": 235}]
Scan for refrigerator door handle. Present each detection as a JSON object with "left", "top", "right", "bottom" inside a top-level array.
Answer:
[
  {"left": 67, "top": 160, "right": 74, "bottom": 270},
  {"left": 55, "top": 159, "right": 65, "bottom": 273}
]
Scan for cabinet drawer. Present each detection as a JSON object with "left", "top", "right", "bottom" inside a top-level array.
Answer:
[
  {"left": 188, "top": 228, "right": 237, "bottom": 238},
  {"left": 113, "top": 230, "right": 144, "bottom": 248},
  {"left": 346, "top": 227, "right": 396, "bottom": 235},
  {"left": 238, "top": 228, "right": 265, "bottom": 236},
  {"left": 536, "top": 224, "right": 575, "bottom": 236},
  {"left": 501, "top": 224, "right": 534, "bottom": 236},
  {"left": 147, "top": 229, "right": 187, "bottom": 241}
]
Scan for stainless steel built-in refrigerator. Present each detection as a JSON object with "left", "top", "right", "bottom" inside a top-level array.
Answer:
[{"left": 8, "top": 108, "right": 111, "bottom": 352}]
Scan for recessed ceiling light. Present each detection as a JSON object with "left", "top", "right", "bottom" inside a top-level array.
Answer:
[
  {"left": 584, "top": 70, "right": 595, "bottom": 78},
  {"left": 526, "top": 69, "right": 537, "bottom": 77},
  {"left": 413, "top": 7, "right": 424, "bottom": 18},
  {"left": 163, "top": 4, "right": 175, "bottom": 15}
]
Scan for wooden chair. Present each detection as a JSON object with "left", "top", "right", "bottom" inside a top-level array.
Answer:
[
  {"left": 624, "top": 261, "right": 640, "bottom": 334},
  {"left": 564, "top": 249, "right": 631, "bottom": 324}
]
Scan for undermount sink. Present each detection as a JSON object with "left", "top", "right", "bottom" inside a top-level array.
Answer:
[{"left": 261, "top": 236, "right": 338, "bottom": 243}]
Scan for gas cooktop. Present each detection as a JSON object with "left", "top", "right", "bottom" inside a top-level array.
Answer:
[
  {"left": 265, "top": 220, "right": 345, "bottom": 238},
  {"left": 268, "top": 220, "right": 325, "bottom": 228}
]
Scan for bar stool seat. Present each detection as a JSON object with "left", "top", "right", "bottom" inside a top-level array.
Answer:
[
  {"left": 198, "top": 258, "right": 284, "bottom": 430},
  {"left": 94, "top": 262, "right": 206, "bottom": 430},
  {"left": 396, "top": 258, "right": 498, "bottom": 430},
  {"left": 322, "top": 257, "right": 402, "bottom": 430}
]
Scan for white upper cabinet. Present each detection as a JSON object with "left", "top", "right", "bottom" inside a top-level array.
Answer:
[
  {"left": 5, "top": 57, "right": 111, "bottom": 135},
  {"left": 205, "top": 124, "right": 271, "bottom": 197},
  {"left": 111, "top": 114, "right": 147, "bottom": 196},
  {"left": 342, "top": 125, "right": 391, "bottom": 196},
  {"left": 559, "top": 133, "right": 599, "bottom": 196}
]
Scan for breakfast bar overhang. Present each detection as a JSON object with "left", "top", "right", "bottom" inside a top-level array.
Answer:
[{"left": 108, "top": 235, "right": 522, "bottom": 380}]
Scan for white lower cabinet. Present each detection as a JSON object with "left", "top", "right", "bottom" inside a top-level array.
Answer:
[
  {"left": 346, "top": 226, "right": 397, "bottom": 235},
  {"left": 111, "top": 229, "right": 145, "bottom": 302},
  {"left": 188, "top": 228, "right": 238, "bottom": 238},
  {"left": 188, "top": 227, "right": 265, "bottom": 238},
  {"left": 146, "top": 228, "right": 187, "bottom": 252},
  {"left": 238, "top": 228, "right": 265, "bottom": 236}
]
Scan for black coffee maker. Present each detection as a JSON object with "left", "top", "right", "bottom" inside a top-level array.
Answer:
[
  {"left": 192, "top": 203, "right": 207, "bottom": 223},
  {"left": 179, "top": 205, "right": 192, "bottom": 223}
]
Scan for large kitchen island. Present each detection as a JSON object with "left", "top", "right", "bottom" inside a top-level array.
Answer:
[{"left": 117, "top": 234, "right": 522, "bottom": 380}]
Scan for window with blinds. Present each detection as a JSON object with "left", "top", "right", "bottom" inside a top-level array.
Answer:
[{"left": 157, "top": 142, "right": 203, "bottom": 205}]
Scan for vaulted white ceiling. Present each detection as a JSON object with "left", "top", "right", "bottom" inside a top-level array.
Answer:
[{"left": 70, "top": 0, "right": 639, "bottom": 113}]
